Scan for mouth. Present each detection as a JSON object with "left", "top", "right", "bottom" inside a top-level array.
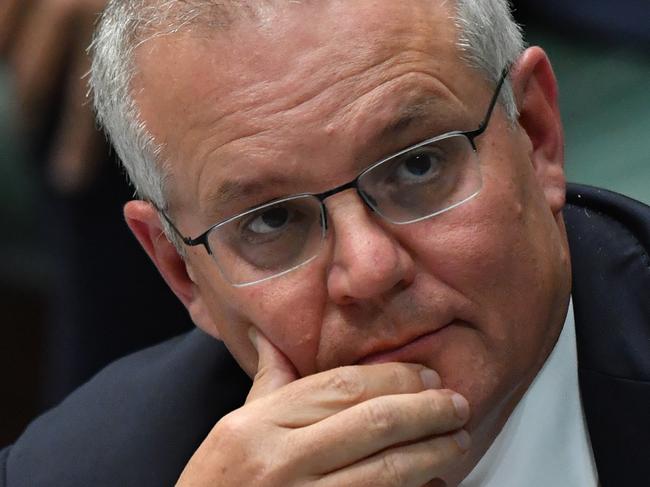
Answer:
[{"left": 355, "top": 322, "right": 454, "bottom": 366}]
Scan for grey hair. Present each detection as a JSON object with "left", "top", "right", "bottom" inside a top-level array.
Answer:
[
  {"left": 455, "top": 0, "right": 524, "bottom": 121},
  {"left": 89, "top": 0, "right": 525, "bottom": 248}
]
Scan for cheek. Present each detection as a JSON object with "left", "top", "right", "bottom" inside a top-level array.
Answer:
[
  {"left": 403, "top": 163, "right": 567, "bottom": 408},
  {"left": 407, "top": 199, "right": 525, "bottom": 306},
  {"left": 414, "top": 150, "right": 557, "bottom": 317},
  {"left": 202, "top": 263, "right": 329, "bottom": 377}
]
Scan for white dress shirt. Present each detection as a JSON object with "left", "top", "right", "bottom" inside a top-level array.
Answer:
[{"left": 461, "top": 299, "right": 599, "bottom": 486}]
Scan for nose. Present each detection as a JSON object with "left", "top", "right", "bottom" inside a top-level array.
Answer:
[{"left": 325, "top": 192, "right": 416, "bottom": 305}]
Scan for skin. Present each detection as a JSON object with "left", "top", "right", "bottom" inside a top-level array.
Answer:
[{"left": 124, "top": 0, "right": 571, "bottom": 484}]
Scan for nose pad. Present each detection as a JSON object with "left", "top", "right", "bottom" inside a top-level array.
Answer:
[
  {"left": 320, "top": 206, "right": 329, "bottom": 231},
  {"left": 358, "top": 189, "right": 378, "bottom": 211},
  {"left": 320, "top": 188, "right": 375, "bottom": 232}
]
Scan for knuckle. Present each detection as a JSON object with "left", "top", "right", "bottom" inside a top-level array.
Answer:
[
  {"left": 364, "top": 400, "right": 399, "bottom": 436},
  {"left": 385, "top": 363, "right": 415, "bottom": 388},
  {"left": 424, "top": 389, "right": 452, "bottom": 417},
  {"left": 326, "top": 367, "right": 366, "bottom": 401},
  {"left": 380, "top": 453, "right": 406, "bottom": 487},
  {"left": 215, "top": 411, "right": 250, "bottom": 444}
]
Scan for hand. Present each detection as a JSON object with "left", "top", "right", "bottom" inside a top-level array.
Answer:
[
  {"left": 176, "top": 329, "right": 471, "bottom": 487},
  {"left": 0, "top": 0, "right": 108, "bottom": 192}
]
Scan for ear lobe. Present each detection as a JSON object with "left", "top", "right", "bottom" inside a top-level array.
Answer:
[
  {"left": 512, "top": 47, "right": 566, "bottom": 216},
  {"left": 124, "top": 200, "right": 196, "bottom": 309},
  {"left": 124, "top": 201, "right": 222, "bottom": 338}
]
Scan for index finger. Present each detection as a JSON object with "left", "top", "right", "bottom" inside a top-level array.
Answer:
[
  {"left": 246, "top": 328, "right": 300, "bottom": 404},
  {"left": 253, "top": 362, "right": 442, "bottom": 427}
]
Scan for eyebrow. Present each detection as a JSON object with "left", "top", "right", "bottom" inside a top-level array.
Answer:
[
  {"left": 206, "top": 95, "right": 454, "bottom": 215},
  {"left": 374, "top": 97, "right": 445, "bottom": 144},
  {"left": 204, "top": 176, "right": 288, "bottom": 217}
]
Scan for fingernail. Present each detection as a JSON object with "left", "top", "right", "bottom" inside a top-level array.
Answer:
[
  {"left": 451, "top": 393, "right": 470, "bottom": 420},
  {"left": 247, "top": 327, "right": 258, "bottom": 351},
  {"left": 453, "top": 430, "right": 471, "bottom": 451},
  {"left": 419, "top": 369, "right": 441, "bottom": 389}
]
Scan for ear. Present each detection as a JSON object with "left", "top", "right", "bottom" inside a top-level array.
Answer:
[
  {"left": 511, "top": 47, "right": 566, "bottom": 216},
  {"left": 124, "top": 200, "right": 220, "bottom": 338}
]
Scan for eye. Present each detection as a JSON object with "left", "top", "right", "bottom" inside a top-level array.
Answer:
[
  {"left": 393, "top": 148, "right": 443, "bottom": 184},
  {"left": 246, "top": 206, "right": 291, "bottom": 235}
]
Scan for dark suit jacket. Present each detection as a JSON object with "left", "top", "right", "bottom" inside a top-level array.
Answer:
[{"left": 2, "top": 184, "right": 649, "bottom": 486}]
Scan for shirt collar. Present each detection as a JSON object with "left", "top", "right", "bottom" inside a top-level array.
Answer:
[{"left": 461, "top": 298, "right": 599, "bottom": 486}]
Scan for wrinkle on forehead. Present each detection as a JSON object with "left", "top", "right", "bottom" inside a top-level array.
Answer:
[
  {"left": 193, "top": 2, "right": 459, "bottom": 121},
  {"left": 199, "top": 87, "right": 465, "bottom": 219},
  {"left": 134, "top": 0, "right": 470, "bottom": 216}
]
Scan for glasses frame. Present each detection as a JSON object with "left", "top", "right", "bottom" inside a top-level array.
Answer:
[{"left": 161, "top": 66, "right": 510, "bottom": 284}]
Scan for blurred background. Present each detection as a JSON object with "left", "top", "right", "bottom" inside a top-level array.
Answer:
[{"left": 1, "top": 0, "right": 649, "bottom": 447}]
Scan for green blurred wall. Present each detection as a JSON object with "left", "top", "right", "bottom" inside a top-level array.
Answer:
[{"left": 528, "top": 28, "right": 650, "bottom": 204}]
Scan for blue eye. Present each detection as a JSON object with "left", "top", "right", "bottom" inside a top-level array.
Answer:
[
  {"left": 404, "top": 154, "right": 433, "bottom": 175},
  {"left": 247, "top": 207, "right": 290, "bottom": 234},
  {"left": 394, "top": 149, "right": 443, "bottom": 183}
]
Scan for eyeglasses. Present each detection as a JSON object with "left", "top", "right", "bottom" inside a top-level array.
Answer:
[{"left": 163, "top": 67, "right": 510, "bottom": 286}]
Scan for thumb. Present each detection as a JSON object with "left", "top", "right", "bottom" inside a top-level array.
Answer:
[{"left": 245, "top": 328, "right": 298, "bottom": 403}]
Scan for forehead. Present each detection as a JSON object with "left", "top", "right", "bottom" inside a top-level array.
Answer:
[{"left": 134, "top": 0, "right": 479, "bottom": 216}]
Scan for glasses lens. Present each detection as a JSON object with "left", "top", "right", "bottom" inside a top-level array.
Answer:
[
  {"left": 358, "top": 134, "right": 481, "bottom": 223},
  {"left": 208, "top": 195, "right": 325, "bottom": 285}
]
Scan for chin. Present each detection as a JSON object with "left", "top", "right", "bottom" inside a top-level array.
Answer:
[{"left": 421, "top": 326, "right": 515, "bottom": 432}]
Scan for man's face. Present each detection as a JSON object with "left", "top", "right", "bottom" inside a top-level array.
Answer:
[{"left": 134, "top": 0, "right": 571, "bottom": 430}]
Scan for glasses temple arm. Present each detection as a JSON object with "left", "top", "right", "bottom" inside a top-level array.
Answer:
[
  {"left": 467, "top": 65, "right": 512, "bottom": 139},
  {"left": 152, "top": 204, "right": 199, "bottom": 246}
]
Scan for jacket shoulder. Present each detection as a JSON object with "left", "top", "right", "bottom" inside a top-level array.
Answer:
[
  {"left": 565, "top": 184, "right": 650, "bottom": 486},
  {"left": 565, "top": 183, "right": 650, "bottom": 380},
  {"left": 566, "top": 183, "right": 650, "bottom": 259},
  {"left": 4, "top": 329, "right": 250, "bottom": 487}
]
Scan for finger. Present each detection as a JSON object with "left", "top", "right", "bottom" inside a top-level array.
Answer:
[
  {"left": 314, "top": 429, "right": 470, "bottom": 487},
  {"left": 296, "top": 389, "right": 469, "bottom": 474},
  {"left": 257, "top": 362, "right": 441, "bottom": 427},
  {"left": 0, "top": 0, "right": 28, "bottom": 55},
  {"left": 245, "top": 328, "right": 299, "bottom": 403},
  {"left": 9, "top": 0, "right": 76, "bottom": 127}
]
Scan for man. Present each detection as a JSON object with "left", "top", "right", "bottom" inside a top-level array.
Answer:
[{"left": 2, "top": 0, "right": 649, "bottom": 486}]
